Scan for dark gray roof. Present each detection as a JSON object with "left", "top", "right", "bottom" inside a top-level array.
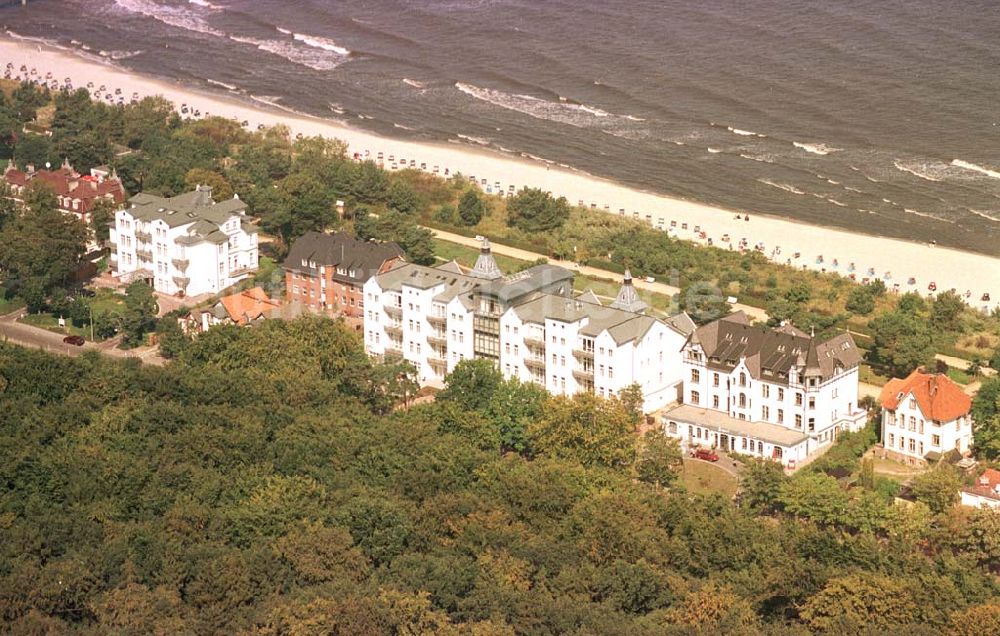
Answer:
[
  {"left": 475, "top": 264, "right": 574, "bottom": 304},
  {"left": 127, "top": 186, "right": 247, "bottom": 229},
  {"left": 687, "top": 313, "right": 862, "bottom": 384},
  {"left": 283, "top": 231, "right": 404, "bottom": 284},
  {"left": 375, "top": 262, "right": 481, "bottom": 304}
]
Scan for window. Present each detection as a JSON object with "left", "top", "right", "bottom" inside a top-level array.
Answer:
[
  {"left": 794, "top": 415, "right": 802, "bottom": 429},
  {"left": 808, "top": 396, "right": 816, "bottom": 409},
  {"left": 909, "top": 417, "right": 916, "bottom": 432},
  {"left": 908, "top": 438, "right": 916, "bottom": 452},
  {"left": 691, "top": 391, "right": 700, "bottom": 405},
  {"left": 888, "top": 433, "right": 894, "bottom": 447},
  {"left": 691, "top": 369, "right": 700, "bottom": 383},
  {"left": 762, "top": 406, "right": 770, "bottom": 420},
  {"left": 909, "top": 397, "right": 916, "bottom": 409},
  {"left": 738, "top": 394, "right": 747, "bottom": 408},
  {"left": 712, "top": 395, "right": 720, "bottom": 408},
  {"left": 778, "top": 388, "right": 785, "bottom": 400},
  {"left": 795, "top": 393, "right": 803, "bottom": 406},
  {"left": 777, "top": 409, "right": 784, "bottom": 424},
  {"left": 713, "top": 373, "right": 720, "bottom": 387},
  {"left": 739, "top": 372, "right": 747, "bottom": 387},
  {"left": 762, "top": 385, "right": 770, "bottom": 398},
  {"left": 919, "top": 420, "right": 924, "bottom": 434},
  {"left": 931, "top": 434, "right": 940, "bottom": 447},
  {"left": 808, "top": 418, "right": 815, "bottom": 432}
]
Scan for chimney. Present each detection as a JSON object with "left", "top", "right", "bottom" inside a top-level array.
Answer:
[
  {"left": 195, "top": 184, "right": 213, "bottom": 205},
  {"left": 26, "top": 163, "right": 35, "bottom": 175}
]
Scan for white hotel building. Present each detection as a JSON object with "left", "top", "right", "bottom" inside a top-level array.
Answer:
[
  {"left": 110, "top": 185, "right": 259, "bottom": 296},
  {"left": 879, "top": 370, "right": 973, "bottom": 465},
  {"left": 661, "top": 312, "right": 867, "bottom": 466},
  {"left": 363, "top": 240, "right": 694, "bottom": 412}
]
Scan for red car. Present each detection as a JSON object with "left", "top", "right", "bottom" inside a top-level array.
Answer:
[
  {"left": 692, "top": 448, "right": 719, "bottom": 462},
  {"left": 62, "top": 335, "right": 85, "bottom": 346}
]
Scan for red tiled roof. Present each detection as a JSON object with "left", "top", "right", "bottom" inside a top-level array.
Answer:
[
  {"left": 220, "top": 287, "right": 282, "bottom": 326},
  {"left": 3, "top": 164, "right": 125, "bottom": 214},
  {"left": 880, "top": 370, "right": 971, "bottom": 422}
]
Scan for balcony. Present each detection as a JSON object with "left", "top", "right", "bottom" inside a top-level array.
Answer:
[
  {"left": 135, "top": 230, "right": 152, "bottom": 243},
  {"left": 525, "top": 356, "right": 546, "bottom": 371},
  {"left": 523, "top": 335, "right": 545, "bottom": 349},
  {"left": 572, "top": 367, "right": 595, "bottom": 381},
  {"left": 385, "top": 323, "right": 403, "bottom": 337},
  {"left": 573, "top": 348, "right": 594, "bottom": 360},
  {"left": 136, "top": 248, "right": 153, "bottom": 261},
  {"left": 427, "top": 356, "right": 448, "bottom": 369},
  {"left": 384, "top": 343, "right": 403, "bottom": 357},
  {"left": 171, "top": 258, "right": 189, "bottom": 271},
  {"left": 172, "top": 275, "right": 189, "bottom": 289},
  {"left": 385, "top": 304, "right": 402, "bottom": 318},
  {"left": 427, "top": 313, "right": 447, "bottom": 326},
  {"left": 427, "top": 333, "right": 447, "bottom": 346}
]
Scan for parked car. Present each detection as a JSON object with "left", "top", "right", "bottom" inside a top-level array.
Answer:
[
  {"left": 692, "top": 448, "right": 719, "bottom": 462},
  {"left": 62, "top": 335, "right": 85, "bottom": 346}
]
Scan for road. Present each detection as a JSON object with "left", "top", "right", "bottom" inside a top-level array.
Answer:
[
  {"left": 0, "top": 308, "right": 165, "bottom": 365},
  {"left": 427, "top": 227, "right": 769, "bottom": 322}
]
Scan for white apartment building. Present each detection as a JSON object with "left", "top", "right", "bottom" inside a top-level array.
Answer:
[
  {"left": 661, "top": 312, "right": 867, "bottom": 466},
  {"left": 879, "top": 370, "right": 973, "bottom": 465},
  {"left": 110, "top": 185, "right": 259, "bottom": 296},
  {"left": 363, "top": 241, "right": 694, "bottom": 412}
]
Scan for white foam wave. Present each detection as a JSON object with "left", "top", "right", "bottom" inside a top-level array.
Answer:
[
  {"left": 456, "top": 133, "right": 490, "bottom": 146},
  {"left": 402, "top": 78, "right": 426, "bottom": 89},
  {"left": 894, "top": 160, "right": 941, "bottom": 182},
  {"left": 826, "top": 179, "right": 840, "bottom": 185},
  {"left": 206, "top": 78, "right": 237, "bottom": 91},
  {"left": 114, "top": 0, "right": 224, "bottom": 37},
  {"left": 229, "top": 35, "right": 344, "bottom": 71},
  {"left": 188, "top": 0, "right": 222, "bottom": 9},
  {"left": 625, "top": 115, "right": 646, "bottom": 122},
  {"left": 969, "top": 209, "right": 1000, "bottom": 223},
  {"left": 844, "top": 186, "right": 863, "bottom": 193},
  {"left": 99, "top": 49, "right": 144, "bottom": 60},
  {"left": 758, "top": 179, "right": 805, "bottom": 195},
  {"left": 793, "top": 141, "right": 839, "bottom": 155},
  {"left": 827, "top": 198, "right": 846, "bottom": 207},
  {"left": 393, "top": 123, "right": 416, "bottom": 131},
  {"left": 276, "top": 27, "right": 351, "bottom": 56},
  {"left": 727, "top": 126, "right": 766, "bottom": 137},
  {"left": 455, "top": 82, "right": 629, "bottom": 128},
  {"left": 952, "top": 159, "right": 1000, "bottom": 180},
  {"left": 739, "top": 153, "right": 775, "bottom": 164},
  {"left": 706, "top": 148, "right": 721, "bottom": 154}
]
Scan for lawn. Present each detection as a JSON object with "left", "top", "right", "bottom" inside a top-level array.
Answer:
[
  {"left": 678, "top": 458, "right": 739, "bottom": 497},
  {"left": 859, "top": 363, "right": 889, "bottom": 387},
  {"left": 0, "top": 295, "right": 25, "bottom": 316},
  {"left": 432, "top": 238, "right": 528, "bottom": 273},
  {"left": 16, "top": 288, "right": 126, "bottom": 342},
  {"left": 20, "top": 312, "right": 92, "bottom": 340},
  {"left": 946, "top": 366, "right": 972, "bottom": 385}
]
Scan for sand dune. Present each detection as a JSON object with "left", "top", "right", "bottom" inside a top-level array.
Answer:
[{"left": 3, "top": 38, "right": 998, "bottom": 312}]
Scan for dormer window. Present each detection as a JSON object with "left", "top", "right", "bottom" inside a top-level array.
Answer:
[
  {"left": 908, "top": 397, "right": 916, "bottom": 409},
  {"left": 301, "top": 258, "right": 308, "bottom": 267}
]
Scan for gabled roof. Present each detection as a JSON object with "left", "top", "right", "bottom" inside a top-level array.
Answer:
[
  {"left": 218, "top": 287, "right": 282, "bottom": 326},
  {"left": 126, "top": 185, "right": 246, "bottom": 229},
  {"left": 283, "top": 231, "right": 404, "bottom": 283},
  {"left": 685, "top": 312, "right": 861, "bottom": 385},
  {"left": 4, "top": 160, "right": 125, "bottom": 214},
  {"left": 880, "top": 370, "right": 971, "bottom": 422}
]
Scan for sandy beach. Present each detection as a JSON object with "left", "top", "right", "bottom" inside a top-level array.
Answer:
[{"left": 3, "top": 37, "right": 999, "bottom": 313}]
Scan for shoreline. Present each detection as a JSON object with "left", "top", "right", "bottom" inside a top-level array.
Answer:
[{"left": 2, "top": 36, "right": 999, "bottom": 313}]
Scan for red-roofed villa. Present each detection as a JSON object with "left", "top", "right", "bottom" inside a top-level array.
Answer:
[{"left": 879, "top": 369, "right": 973, "bottom": 465}]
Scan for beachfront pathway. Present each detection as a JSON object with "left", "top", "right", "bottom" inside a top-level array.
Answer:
[{"left": 427, "top": 227, "right": 769, "bottom": 322}]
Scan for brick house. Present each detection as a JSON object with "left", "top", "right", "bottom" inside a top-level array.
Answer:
[{"left": 282, "top": 231, "right": 403, "bottom": 317}]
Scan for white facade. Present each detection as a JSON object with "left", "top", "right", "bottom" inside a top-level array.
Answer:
[
  {"left": 364, "top": 260, "right": 693, "bottom": 412},
  {"left": 110, "top": 186, "right": 258, "bottom": 296},
  {"left": 662, "top": 314, "right": 867, "bottom": 466},
  {"left": 879, "top": 372, "right": 973, "bottom": 464}
]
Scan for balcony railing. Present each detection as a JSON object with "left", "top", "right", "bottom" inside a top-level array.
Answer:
[
  {"left": 573, "top": 348, "right": 594, "bottom": 360},
  {"left": 136, "top": 248, "right": 153, "bottom": 261},
  {"left": 230, "top": 265, "right": 256, "bottom": 277},
  {"left": 524, "top": 357, "right": 545, "bottom": 370},
  {"left": 135, "top": 230, "right": 152, "bottom": 243},
  {"left": 384, "top": 304, "right": 402, "bottom": 318},
  {"left": 384, "top": 343, "right": 403, "bottom": 357},
  {"left": 171, "top": 258, "right": 189, "bottom": 271},
  {"left": 572, "top": 367, "right": 595, "bottom": 381},
  {"left": 427, "top": 355, "right": 447, "bottom": 368},
  {"left": 385, "top": 324, "right": 403, "bottom": 337},
  {"left": 523, "top": 335, "right": 545, "bottom": 349},
  {"left": 427, "top": 313, "right": 447, "bottom": 325},
  {"left": 172, "top": 275, "right": 189, "bottom": 288}
]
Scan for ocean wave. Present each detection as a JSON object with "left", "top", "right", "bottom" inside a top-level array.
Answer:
[
  {"left": 188, "top": 0, "right": 222, "bottom": 9},
  {"left": 727, "top": 126, "right": 766, "bottom": 137},
  {"left": 276, "top": 27, "right": 351, "bottom": 56},
  {"left": 393, "top": 123, "right": 416, "bottom": 131},
  {"left": 792, "top": 141, "right": 839, "bottom": 155},
  {"left": 739, "top": 153, "right": 774, "bottom": 163},
  {"left": 113, "top": 0, "right": 225, "bottom": 37},
  {"left": 229, "top": 35, "right": 344, "bottom": 71},
  {"left": 206, "top": 78, "right": 238, "bottom": 91},
  {"left": 98, "top": 49, "right": 144, "bottom": 60},
  {"left": 402, "top": 78, "right": 426, "bottom": 89},
  {"left": 968, "top": 209, "right": 1000, "bottom": 223},
  {"left": 329, "top": 103, "right": 345, "bottom": 115},
  {"left": 904, "top": 208, "right": 955, "bottom": 224},
  {"left": 952, "top": 159, "right": 1000, "bottom": 180},
  {"left": 844, "top": 186, "right": 863, "bottom": 193},
  {"left": 455, "top": 82, "right": 635, "bottom": 128},
  {"left": 758, "top": 179, "right": 806, "bottom": 195},
  {"left": 827, "top": 198, "right": 846, "bottom": 207},
  {"left": 456, "top": 133, "right": 491, "bottom": 146},
  {"left": 894, "top": 160, "right": 941, "bottom": 182},
  {"left": 706, "top": 148, "right": 721, "bottom": 154}
]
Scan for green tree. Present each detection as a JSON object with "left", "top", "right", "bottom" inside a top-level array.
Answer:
[
  {"left": 388, "top": 180, "right": 419, "bottom": 215},
  {"left": 529, "top": 393, "right": 636, "bottom": 468},
  {"left": 799, "top": 574, "right": 918, "bottom": 632},
  {"left": 458, "top": 189, "right": 485, "bottom": 226},
  {"left": 119, "top": 281, "right": 159, "bottom": 348},
  {"left": 948, "top": 603, "right": 1000, "bottom": 636},
  {"left": 156, "top": 316, "right": 190, "bottom": 359},
  {"left": 738, "top": 459, "right": 787, "bottom": 512},
  {"left": 867, "top": 309, "right": 936, "bottom": 377},
  {"left": 88, "top": 197, "right": 119, "bottom": 243},
  {"left": 483, "top": 378, "right": 548, "bottom": 453},
  {"left": 778, "top": 471, "right": 850, "bottom": 526},
  {"left": 910, "top": 463, "right": 962, "bottom": 514},
  {"left": 438, "top": 359, "right": 503, "bottom": 412},
  {"left": 932, "top": 290, "right": 966, "bottom": 332},
  {"left": 971, "top": 377, "right": 1000, "bottom": 458},
  {"left": 506, "top": 187, "right": 571, "bottom": 232},
  {"left": 845, "top": 285, "right": 876, "bottom": 315},
  {"left": 635, "top": 430, "right": 682, "bottom": 487}
]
